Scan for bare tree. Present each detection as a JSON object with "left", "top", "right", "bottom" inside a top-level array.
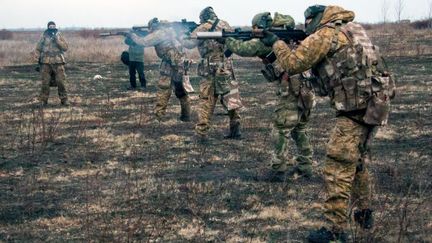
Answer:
[
  {"left": 428, "top": 0, "right": 432, "bottom": 28},
  {"left": 381, "top": 0, "right": 390, "bottom": 23},
  {"left": 395, "top": 0, "right": 405, "bottom": 23}
]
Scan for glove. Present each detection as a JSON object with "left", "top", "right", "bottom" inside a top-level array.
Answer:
[{"left": 261, "top": 30, "right": 278, "bottom": 47}]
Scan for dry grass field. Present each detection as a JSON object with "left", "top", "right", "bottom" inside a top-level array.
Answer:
[{"left": 0, "top": 25, "right": 431, "bottom": 242}]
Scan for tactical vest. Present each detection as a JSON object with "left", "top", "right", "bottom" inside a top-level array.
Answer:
[{"left": 313, "top": 22, "right": 394, "bottom": 125}]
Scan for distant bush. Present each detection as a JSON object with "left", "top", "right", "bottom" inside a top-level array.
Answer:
[
  {"left": 0, "top": 29, "right": 13, "bottom": 40},
  {"left": 410, "top": 19, "right": 432, "bottom": 29}
]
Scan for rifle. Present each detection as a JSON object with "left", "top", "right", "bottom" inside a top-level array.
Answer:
[
  {"left": 132, "top": 19, "right": 198, "bottom": 35},
  {"left": 191, "top": 28, "right": 307, "bottom": 42}
]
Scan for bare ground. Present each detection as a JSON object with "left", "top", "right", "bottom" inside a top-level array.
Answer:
[{"left": 0, "top": 56, "right": 431, "bottom": 242}]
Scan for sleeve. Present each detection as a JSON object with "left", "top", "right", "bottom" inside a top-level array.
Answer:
[
  {"left": 130, "top": 29, "right": 166, "bottom": 47},
  {"left": 226, "top": 38, "right": 272, "bottom": 57},
  {"left": 55, "top": 33, "right": 68, "bottom": 52},
  {"left": 180, "top": 23, "right": 212, "bottom": 49},
  {"left": 272, "top": 28, "right": 333, "bottom": 75}
]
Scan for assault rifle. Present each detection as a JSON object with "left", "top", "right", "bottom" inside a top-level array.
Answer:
[{"left": 191, "top": 28, "right": 307, "bottom": 42}]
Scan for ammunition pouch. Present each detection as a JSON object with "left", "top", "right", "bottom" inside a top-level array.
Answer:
[
  {"left": 298, "top": 85, "right": 315, "bottom": 110},
  {"left": 214, "top": 67, "right": 232, "bottom": 95},
  {"left": 261, "top": 64, "right": 279, "bottom": 82},
  {"left": 362, "top": 76, "right": 391, "bottom": 125}
]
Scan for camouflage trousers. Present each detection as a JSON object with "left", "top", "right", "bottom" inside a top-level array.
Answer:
[
  {"left": 154, "top": 74, "right": 190, "bottom": 119},
  {"left": 271, "top": 93, "right": 313, "bottom": 173},
  {"left": 323, "top": 116, "right": 374, "bottom": 231},
  {"left": 39, "top": 64, "right": 67, "bottom": 102},
  {"left": 195, "top": 78, "right": 240, "bottom": 136}
]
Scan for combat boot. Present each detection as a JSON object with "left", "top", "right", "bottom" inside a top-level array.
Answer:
[
  {"left": 224, "top": 122, "right": 241, "bottom": 139},
  {"left": 307, "top": 227, "right": 347, "bottom": 243},
  {"left": 179, "top": 96, "right": 191, "bottom": 122},
  {"left": 354, "top": 209, "right": 374, "bottom": 229},
  {"left": 295, "top": 164, "right": 313, "bottom": 178}
]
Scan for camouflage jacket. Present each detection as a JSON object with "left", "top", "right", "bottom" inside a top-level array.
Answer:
[
  {"left": 226, "top": 37, "right": 272, "bottom": 58},
  {"left": 273, "top": 6, "right": 394, "bottom": 120},
  {"left": 36, "top": 31, "right": 68, "bottom": 64},
  {"left": 273, "top": 6, "right": 353, "bottom": 75},
  {"left": 182, "top": 18, "right": 232, "bottom": 62},
  {"left": 130, "top": 27, "right": 183, "bottom": 64}
]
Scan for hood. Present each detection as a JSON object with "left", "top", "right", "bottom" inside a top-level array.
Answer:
[{"left": 319, "top": 5, "right": 355, "bottom": 26}]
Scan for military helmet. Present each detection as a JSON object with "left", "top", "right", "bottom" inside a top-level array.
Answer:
[
  {"left": 272, "top": 12, "right": 295, "bottom": 30},
  {"left": 251, "top": 12, "right": 272, "bottom": 29},
  {"left": 199, "top": 6, "right": 217, "bottom": 23},
  {"left": 304, "top": 5, "right": 326, "bottom": 35},
  {"left": 148, "top": 17, "right": 160, "bottom": 31}
]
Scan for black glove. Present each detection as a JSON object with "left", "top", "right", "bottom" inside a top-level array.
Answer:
[{"left": 261, "top": 30, "right": 278, "bottom": 47}]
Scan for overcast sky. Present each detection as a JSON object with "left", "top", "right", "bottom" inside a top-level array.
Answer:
[{"left": 1, "top": 0, "right": 430, "bottom": 29}]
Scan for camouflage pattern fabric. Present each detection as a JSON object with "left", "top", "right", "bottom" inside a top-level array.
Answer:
[
  {"left": 36, "top": 31, "right": 68, "bottom": 64},
  {"left": 225, "top": 30, "right": 314, "bottom": 174},
  {"left": 40, "top": 64, "right": 67, "bottom": 102},
  {"left": 272, "top": 6, "right": 354, "bottom": 75},
  {"left": 323, "top": 116, "right": 372, "bottom": 231},
  {"left": 271, "top": 92, "right": 312, "bottom": 173},
  {"left": 182, "top": 18, "right": 242, "bottom": 136},
  {"left": 131, "top": 27, "right": 190, "bottom": 119},
  {"left": 226, "top": 38, "right": 272, "bottom": 57},
  {"left": 36, "top": 31, "right": 68, "bottom": 102},
  {"left": 195, "top": 78, "right": 240, "bottom": 136},
  {"left": 271, "top": 6, "right": 378, "bottom": 232}
]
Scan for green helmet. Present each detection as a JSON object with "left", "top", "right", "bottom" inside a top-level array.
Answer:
[
  {"left": 304, "top": 5, "right": 326, "bottom": 35},
  {"left": 272, "top": 12, "right": 295, "bottom": 30},
  {"left": 251, "top": 12, "right": 272, "bottom": 29},
  {"left": 199, "top": 6, "right": 217, "bottom": 23},
  {"left": 148, "top": 17, "right": 160, "bottom": 31}
]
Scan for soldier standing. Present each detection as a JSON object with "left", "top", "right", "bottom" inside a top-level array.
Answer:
[
  {"left": 124, "top": 36, "right": 147, "bottom": 90},
  {"left": 36, "top": 21, "right": 69, "bottom": 106},
  {"left": 182, "top": 7, "right": 242, "bottom": 142},
  {"left": 260, "top": 5, "right": 395, "bottom": 242},
  {"left": 128, "top": 18, "right": 191, "bottom": 122},
  {"left": 225, "top": 12, "right": 315, "bottom": 181}
]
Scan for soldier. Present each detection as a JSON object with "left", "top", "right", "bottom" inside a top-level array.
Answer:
[
  {"left": 225, "top": 12, "right": 315, "bottom": 181},
  {"left": 128, "top": 18, "right": 191, "bottom": 122},
  {"left": 182, "top": 6, "right": 242, "bottom": 141},
  {"left": 124, "top": 36, "right": 147, "bottom": 90},
  {"left": 260, "top": 5, "right": 395, "bottom": 242},
  {"left": 35, "top": 21, "right": 69, "bottom": 106}
]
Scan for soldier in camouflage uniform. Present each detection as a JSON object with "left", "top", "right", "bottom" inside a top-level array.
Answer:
[
  {"left": 182, "top": 7, "right": 242, "bottom": 141},
  {"left": 124, "top": 36, "right": 146, "bottom": 90},
  {"left": 260, "top": 5, "right": 395, "bottom": 242},
  {"left": 226, "top": 12, "right": 315, "bottom": 180},
  {"left": 35, "top": 21, "right": 69, "bottom": 106},
  {"left": 129, "top": 18, "right": 191, "bottom": 122}
]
